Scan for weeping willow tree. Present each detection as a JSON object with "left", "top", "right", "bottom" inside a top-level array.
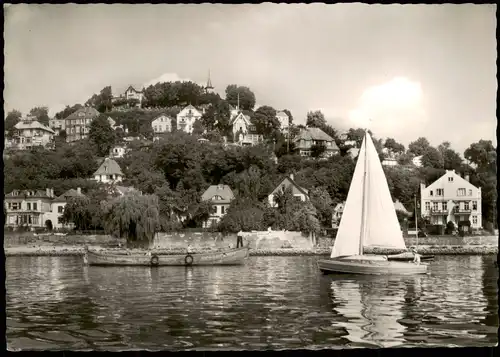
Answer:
[{"left": 101, "top": 193, "right": 160, "bottom": 248}]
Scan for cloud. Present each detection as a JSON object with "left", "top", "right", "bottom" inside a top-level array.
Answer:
[{"left": 347, "top": 77, "right": 428, "bottom": 141}]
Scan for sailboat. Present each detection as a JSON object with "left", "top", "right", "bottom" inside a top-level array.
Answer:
[{"left": 317, "top": 130, "right": 428, "bottom": 275}]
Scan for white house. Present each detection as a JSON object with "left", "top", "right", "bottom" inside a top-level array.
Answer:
[
  {"left": 275, "top": 110, "right": 290, "bottom": 133},
  {"left": 230, "top": 111, "right": 263, "bottom": 146},
  {"left": 412, "top": 155, "right": 423, "bottom": 167},
  {"left": 49, "top": 118, "right": 65, "bottom": 135},
  {"left": 268, "top": 174, "right": 309, "bottom": 207},
  {"left": 109, "top": 145, "right": 128, "bottom": 159},
  {"left": 4, "top": 187, "right": 84, "bottom": 230},
  {"left": 11, "top": 118, "right": 56, "bottom": 150},
  {"left": 93, "top": 158, "right": 124, "bottom": 184},
  {"left": 201, "top": 184, "right": 235, "bottom": 228},
  {"left": 420, "top": 169, "right": 482, "bottom": 229},
  {"left": 151, "top": 114, "right": 173, "bottom": 134},
  {"left": 176, "top": 105, "right": 202, "bottom": 134}
]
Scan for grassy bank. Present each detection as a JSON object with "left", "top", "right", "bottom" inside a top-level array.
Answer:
[{"left": 4, "top": 244, "right": 498, "bottom": 257}]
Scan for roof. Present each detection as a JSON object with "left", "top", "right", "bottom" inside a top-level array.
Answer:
[
  {"left": 230, "top": 111, "right": 251, "bottom": 126},
  {"left": 93, "top": 158, "right": 124, "bottom": 176},
  {"left": 126, "top": 85, "right": 144, "bottom": 93},
  {"left": 295, "top": 127, "right": 335, "bottom": 143},
  {"left": 272, "top": 175, "right": 309, "bottom": 197},
  {"left": 53, "top": 188, "right": 86, "bottom": 203},
  {"left": 5, "top": 189, "right": 52, "bottom": 199},
  {"left": 276, "top": 111, "right": 289, "bottom": 118},
  {"left": 14, "top": 120, "right": 55, "bottom": 134},
  {"left": 201, "top": 185, "right": 235, "bottom": 203},
  {"left": 115, "top": 186, "right": 139, "bottom": 196},
  {"left": 64, "top": 107, "right": 100, "bottom": 120},
  {"left": 394, "top": 200, "right": 410, "bottom": 214},
  {"left": 152, "top": 114, "right": 174, "bottom": 123}
]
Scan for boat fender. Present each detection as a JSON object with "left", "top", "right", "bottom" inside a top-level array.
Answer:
[
  {"left": 150, "top": 254, "right": 159, "bottom": 266},
  {"left": 185, "top": 254, "right": 194, "bottom": 266}
]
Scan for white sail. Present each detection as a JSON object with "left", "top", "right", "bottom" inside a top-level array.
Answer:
[
  {"left": 331, "top": 131, "right": 406, "bottom": 259},
  {"left": 330, "top": 135, "right": 367, "bottom": 258},
  {"left": 363, "top": 132, "right": 406, "bottom": 250}
]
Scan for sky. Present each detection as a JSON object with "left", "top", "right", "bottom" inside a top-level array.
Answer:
[{"left": 4, "top": 4, "right": 497, "bottom": 154}]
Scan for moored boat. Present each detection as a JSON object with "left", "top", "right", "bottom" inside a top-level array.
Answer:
[
  {"left": 317, "top": 130, "right": 428, "bottom": 276},
  {"left": 84, "top": 247, "right": 250, "bottom": 267}
]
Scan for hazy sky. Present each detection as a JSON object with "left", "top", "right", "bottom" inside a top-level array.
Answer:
[{"left": 4, "top": 4, "right": 497, "bottom": 153}]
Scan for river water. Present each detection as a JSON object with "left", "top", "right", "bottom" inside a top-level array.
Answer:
[{"left": 6, "top": 255, "right": 498, "bottom": 350}]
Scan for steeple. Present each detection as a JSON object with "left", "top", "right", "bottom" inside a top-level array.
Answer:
[{"left": 205, "top": 69, "right": 214, "bottom": 93}]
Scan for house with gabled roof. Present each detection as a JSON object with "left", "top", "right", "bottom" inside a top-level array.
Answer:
[
  {"left": 420, "top": 169, "right": 482, "bottom": 229},
  {"left": 64, "top": 106, "right": 100, "bottom": 143},
  {"left": 267, "top": 173, "right": 310, "bottom": 208},
  {"left": 201, "top": 184, "right": 235, "bottom": 228},
  {"left": 294, "top": 127, "right": 339, "bottom": 158},
  {"left": 230, "top": 111, "right": 263, "bottom": 146},
  {"left": 11, "top": 117, "right": 55, "bottom": 150},
  {"left": 176, "top": 104, "right": 202, "bottom": 134},
  {"left": 93, "top": 158, "right": 124, "bottom": 184},
  {"left": 4, "top": 187, "right": 85, "bottom": 230},
  {"left": 275, "top": 110, "right": 290, "bottom": 133},
  {"left": 151, "top": 113, "right": 173, "bottom": 135}
]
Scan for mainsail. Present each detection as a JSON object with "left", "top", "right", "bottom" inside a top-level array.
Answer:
[{"left": 331, "top": 131, "right": 406, "bottom": 258}]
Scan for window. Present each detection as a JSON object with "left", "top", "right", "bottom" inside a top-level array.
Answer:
[
  {"left": 472, "top": 216, "right": 477, "bottom": 224},
  {"left": 442, "top": 202, "right": 447, "bottom": 211},
  {"left": 58, "top": 206, "right": 64, "bottom": 213},
  {"left": 464, "top": 202, "right": 470, "bottom": 211},
  {"left": 448, "top": 177, "right": 453, "bottom": 182},
  {"left": 430, "top": 190, "right": 433, "bottom": 196},
  {"left": 27, "top": 203, "right": 31, "bottom": 210},
  {"left": 436, "top": 189, "right": 444, "bottom": 196},
  {"left": 457, "top": 188, "right": 466, "bottom": 196},
  {"left": 468, "top": 189, "right": 472, "bottom": 196},
  {"left": 472, "top": 201, "right": 477, "bottom": 210},
  {"left": 12, "top": 202, "right": 19, "bottom": 210},
  {"left": 33, "top": 203, "right": 37, "bottom": 211},
  {"left": 221, "top": 206, "right": 225, "bottom": 214},
  {"left": 432, "top": 202, "right": 439, "bottom": 211},
  {"left": 8, "top": 203, "right": 12, "bottom": 209}
]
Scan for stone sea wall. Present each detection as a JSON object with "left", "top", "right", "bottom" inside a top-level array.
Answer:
[{"left": 3, "top": 233, "right": 125, "bottom": 247}]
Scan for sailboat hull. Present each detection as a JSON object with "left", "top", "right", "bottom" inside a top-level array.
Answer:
[{"left": 317, "top": 255, "right": 428, "bottom": 275}]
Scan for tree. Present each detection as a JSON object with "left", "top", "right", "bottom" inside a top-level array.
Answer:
[
  {"left": 421, "top": 147, "right": 443, "bottom": 169},
  {"left": 464, "top": 140, "right": 496, "bottom": 174},
  {"left": 384, "top": 138, "right": 405, "bottom": 155},
  {"left": 408, "top": 137, "right": 431, "bottom": 157},
  {"left": 89, "top": 114, "right": 116, "bottom": 156},
  {"left": 192, "top": 119, "right": 205, "bottom": 136},
  {"left": 29, "top": 107, "right": 50, "bottom": 126},
  {"left": 306, "top": 110, "right": 326, "bottom": 128},
  {"left": 86, "top": 86, "right": 113, "bottom": 112},
  {"left": 201, "top": 99, "right": 231, "bottom": 136},
  {"left": 55, "top": 104, "right": 83, "bottom": 120},
  {"left": 346, "top": 128, "right": 371, "bottom": 148},
  {"left": 61, "top": 196, "right": 93, "bottom": 230},
  {"left": 225, "top": 84, "right": 256, "bottom": 111},
  {"left": 309, "top": 186, "right": 333, "bottom": 227},
  {"left": 310, "top": 143, "right": 327, "bottom": 158},
  {"left": 251, "top": 105, "right": 279, "bottom": 140},
  {"left": 5, "top": 109, "right": 22, "bottom": 138},
  {"left": 218, "top": 198, "right": 265, "bottom": 232},
  {"left": 437, "top": 141, "right": 463, "bottom": 171},
  {"left": 101, "top": 193, "right": 160, "bottom": 248}
]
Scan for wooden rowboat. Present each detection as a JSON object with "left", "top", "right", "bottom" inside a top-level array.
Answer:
[{"left": 84, "top": 247, "right": 250, "bottom": 267}]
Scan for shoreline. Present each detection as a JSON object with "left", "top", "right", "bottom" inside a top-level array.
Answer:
[{"left": 4, "top": 245, "right": 498, "bottom": 257}]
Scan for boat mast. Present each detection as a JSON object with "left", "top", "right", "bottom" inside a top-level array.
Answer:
[
  {"left": 359, "top": 129, "right": 369, "bottom": 256},
  {"left": 414, "top": 194, "right": 419, "bottom": 250}
]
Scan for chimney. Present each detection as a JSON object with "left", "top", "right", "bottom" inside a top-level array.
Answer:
[
  {"left": 465, "top": 175, "right": 470, "bottom": 182},
  {"left": 77, "top": 187, "right": 81, "bottom": 195},
  {"left": 290, "top": 173, "right": 294, "bottom": 181}
]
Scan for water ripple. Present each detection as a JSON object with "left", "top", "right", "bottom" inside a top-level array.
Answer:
[{"left": 6, "top": 255, "right": 498, "bottom": 350}]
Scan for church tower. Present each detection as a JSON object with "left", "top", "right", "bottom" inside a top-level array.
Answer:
[{"left": 205, "top": 69, "right": 214, "bottom": 93}]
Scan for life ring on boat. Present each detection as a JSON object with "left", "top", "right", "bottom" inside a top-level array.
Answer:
[
  {"left": 185, "top": 254, "right": 194, "bottom": 266},
  {"left": 150, "top": 254, "right": 159, "bottom": 266}
]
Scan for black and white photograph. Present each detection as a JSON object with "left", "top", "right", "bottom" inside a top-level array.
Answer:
[{"left": 4, "top": 3, "right": 498, "bottom": 351}]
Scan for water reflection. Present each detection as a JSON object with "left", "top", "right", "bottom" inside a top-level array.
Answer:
[{"left": 6, "top": 255, "right": 498, "bottom": 350}]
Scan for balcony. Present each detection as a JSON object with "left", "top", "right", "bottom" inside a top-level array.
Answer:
[
  {"left": 454, "top": 207, "right": 472, "bottom": 214},
  {"left": 429, "top": 209, "right": 448, "bottom": 215}
]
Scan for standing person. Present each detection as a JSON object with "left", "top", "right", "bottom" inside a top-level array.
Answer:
[{"left": 236, "top": 230, "right": 243, "bottom": 248}]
